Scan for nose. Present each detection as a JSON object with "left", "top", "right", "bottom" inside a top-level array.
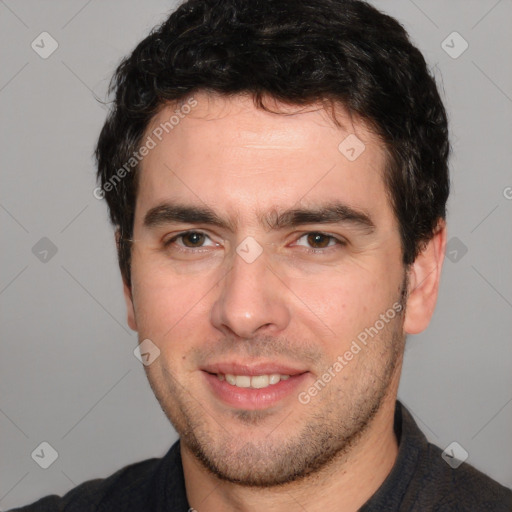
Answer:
[{"left": 210, "top": 247, "right": 291, "bottom": 339}]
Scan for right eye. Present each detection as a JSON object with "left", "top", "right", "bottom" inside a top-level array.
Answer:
[{"left": 163, "top": 231, "right": 220, "bottom": 251}]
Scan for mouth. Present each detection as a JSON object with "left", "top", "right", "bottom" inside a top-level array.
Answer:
[
  {"left": 207, "top": 371, "right": 292, "bottom": 389},
  {"left": 201, "top": 362, "right": 309, "bottom": 410}
]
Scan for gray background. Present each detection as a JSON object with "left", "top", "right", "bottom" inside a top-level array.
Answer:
[{"left": 1, "top": 0, "right": 511, "bottom": 508}]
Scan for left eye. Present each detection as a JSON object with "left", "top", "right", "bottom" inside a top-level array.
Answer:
[{"left": 294, "top": 232, "right": 341, "bottom": 249}]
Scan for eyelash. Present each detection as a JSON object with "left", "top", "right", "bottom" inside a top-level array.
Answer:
[
  {"left": 296, "top": 233, "right": 347, "bottom": 253},
  {"left": 163, "top": 231, "right": 219, "bottom": 252},
  {"left": 163, "top": 231, "right": 346, "bottom": 254}
]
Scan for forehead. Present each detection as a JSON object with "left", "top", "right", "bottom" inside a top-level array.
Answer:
[{"left": 135, "top": 92, "right": 393, "bottom": 230}]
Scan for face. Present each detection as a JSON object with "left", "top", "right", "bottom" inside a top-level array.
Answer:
[{"left": 125, "top": 93, "right": 410, "bottom": 486}]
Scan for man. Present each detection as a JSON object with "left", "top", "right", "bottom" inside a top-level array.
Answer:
[{"left": 12, "top": 0, "right": 511, "bottom": 510}]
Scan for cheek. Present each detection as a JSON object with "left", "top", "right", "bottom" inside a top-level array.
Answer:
[
  {"left": 286, "top": 263, "right": 396, "bottom": 345},
  {"left": 130, "top": 261, "right": 213, "bottom": 342}
]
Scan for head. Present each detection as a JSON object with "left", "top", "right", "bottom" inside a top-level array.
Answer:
[{"left": 96, "top": 0, "right": 449, "bottom": 488}]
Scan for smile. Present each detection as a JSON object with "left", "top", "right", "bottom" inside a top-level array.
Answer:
[{"left": 215, "top": 373, "right": 290, "bottom": 389}]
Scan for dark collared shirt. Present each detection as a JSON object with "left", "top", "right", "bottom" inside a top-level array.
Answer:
[{"left": 10, "top": 401, "right": 512, "bottom": 511}]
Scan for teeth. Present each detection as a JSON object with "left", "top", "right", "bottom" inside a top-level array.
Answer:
[
  {"left": 251, "top": 375, "right": 269, "bottom": 388},
  {"left": 218, "top": 373, "right": 291, "bottom": 389},
  {"left": 235, "top": 375, "right": 251, "bottom": 388},
  {"left": 269, "top": 374, "right": 280, "bottom": 385}
]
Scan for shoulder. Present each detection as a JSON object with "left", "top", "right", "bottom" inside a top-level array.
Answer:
[
  {"left": 417, "top": 441, "right": 512, "bottom": 511},
  {"left": 387, "top": 402, "right": 512, "bottom": 511},
  {"left": 8, "top": 456, "right": 162, "bottom": 512}
]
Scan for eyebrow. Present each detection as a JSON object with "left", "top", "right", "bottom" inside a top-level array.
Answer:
[
  {"left": 144, "top": 203, "right": 235, "bottom": 231},
  {"left": 266, "top": 203, "right": 376, "bottom": 234},
  {"left": 143, "top": 201, "right": 376, "bottom": 234}
]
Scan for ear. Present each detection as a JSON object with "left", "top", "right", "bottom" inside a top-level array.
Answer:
[
  {"left": 123, "top": 281, "right": 138, "bottom": 331},
  {"left": 403, "top": 219, "right": 447, "bottom": 334},
  {"left": 116, "top": 230, "right": 138, "bottom": 332}
]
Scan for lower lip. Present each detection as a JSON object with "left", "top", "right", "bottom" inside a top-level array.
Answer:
[{"left": 203, "top": 371, "right": 309, "bottom": 410}]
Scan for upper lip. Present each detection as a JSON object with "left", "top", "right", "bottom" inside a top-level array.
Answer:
[{"left": 201, "top": 362, "right": 308, "bottom": 376}]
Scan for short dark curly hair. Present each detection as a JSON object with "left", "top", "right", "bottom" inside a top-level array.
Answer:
[{"left": 96, "top": 0, "right": 450, "bottom": 288}]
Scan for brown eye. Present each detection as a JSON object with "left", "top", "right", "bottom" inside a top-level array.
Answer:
[
  {"left": 181, "top": 232, "right": 206, "bottom": 247},
  {"left": 306, "top": 233, "right": 333, "bottom": 248}
]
